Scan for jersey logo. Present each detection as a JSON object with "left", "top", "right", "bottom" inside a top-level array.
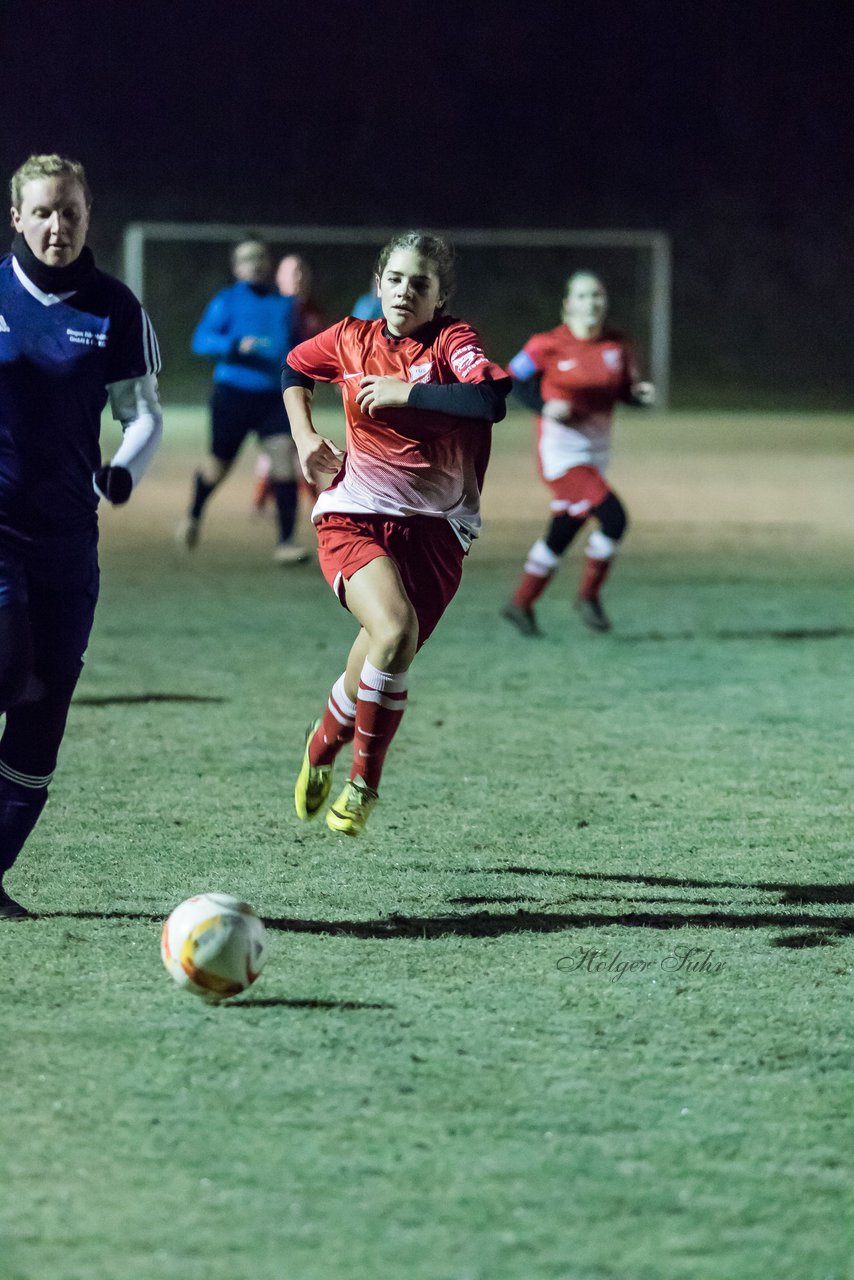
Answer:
[
  {"left": 67, "top": 327, "right": 107, "bottom": 348},
  {"left": 342, "top": 371, "right": 363, "bottom": 380},
  {"left": 557, "top": 358, "right": 577, "bottom": 371},
  {"left": 408, "top": 360, "right": 434, "bottom": 383},
  {"left": 450, "top": 345, "right": 488, "bottom": 376},
  {"left": 0, "top": 315, "right": 9, "bottom": 333},
  {"left": 602, "top": 348, "right": 622, "bottom": 370}
]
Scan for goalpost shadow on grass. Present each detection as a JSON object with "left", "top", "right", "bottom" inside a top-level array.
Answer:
[
  {"left": 35, "top": 862, "right": 854, "bottom": 948},
  {"left": 219, "top": 996, "right": 395, "bottom": 1010},
  {"left": 439, "top": 865, "right": 854, "bottom": 904},
  {"left": 615, "top": 625, "right": 854, "bottom": 644},
  {"left": 73, "top": 693, "right": 226, "bottom": 706},
  {"left": 256, "top": 908, "right": 852, "bottom": 944}
]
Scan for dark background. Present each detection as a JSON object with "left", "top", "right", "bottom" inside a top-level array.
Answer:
[{"left": 2, "top": 0, "right": 852, "bottom": 406}]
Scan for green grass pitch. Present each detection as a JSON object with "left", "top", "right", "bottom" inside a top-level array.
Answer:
[{"left": 1, "top": 409, "right": 852, "bottom": 1280}]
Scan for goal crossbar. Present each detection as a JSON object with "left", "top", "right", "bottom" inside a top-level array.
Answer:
[{"left": 122, "top": 222, "right": 672, "bottom": 406}]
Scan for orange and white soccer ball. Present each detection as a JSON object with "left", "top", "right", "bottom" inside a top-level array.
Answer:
[{"left": 161, "top": 892, "right": 267, "bottom": 1001}]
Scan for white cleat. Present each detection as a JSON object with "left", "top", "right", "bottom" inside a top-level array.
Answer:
[{"left": 273, "top": 540, "right": 309, "bottom": 565}]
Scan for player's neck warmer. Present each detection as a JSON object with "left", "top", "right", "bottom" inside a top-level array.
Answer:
[{"left": 11, "top": 233, "right": 96, "bottom": 294}]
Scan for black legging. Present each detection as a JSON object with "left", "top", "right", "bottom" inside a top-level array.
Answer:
[
  {"left": 0, "top": 602, "right": 85, "bottom": 778},
  {"left": 545, "top": 491, "right": 628, "bottom": 556},
  {"left": 0, "top": 604, "right": 33, "bottom": 714}
]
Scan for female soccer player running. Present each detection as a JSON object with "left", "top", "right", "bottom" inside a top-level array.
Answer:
[
  {"left": 0, "top": 155, "right": 162, "bottom": 917},
  {"left": 283, "top": 231, "right": 510, "bottom": 836},
  {"left": 502, "top": 272, "right": 654, "bottom": 635}
]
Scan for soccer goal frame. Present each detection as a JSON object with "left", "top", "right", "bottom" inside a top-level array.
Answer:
[{"left": 122, "top": 223, "right": 672, "bottom": 407}]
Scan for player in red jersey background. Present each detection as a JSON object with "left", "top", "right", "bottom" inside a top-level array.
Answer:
[
  {"left": 252, "top": 253, "right": 328, "bottom": 530},
  {"left": 502, "top": 271, "right": 654, "bottom": 635},
  {"left": 283, "top": 231, "right": 510, "bottom": 836}
]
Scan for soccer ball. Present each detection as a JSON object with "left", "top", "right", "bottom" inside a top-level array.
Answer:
[{"left": 161, "top": 892, "right": 267, "bottom": 1002}]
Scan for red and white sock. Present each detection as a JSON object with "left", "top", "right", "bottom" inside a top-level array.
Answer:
[
  {"left": 350, "top": 660, "right": 409, "bottom": 792},
  {"left": 512, "top": 539, "right": 560, "bottom": 609},
  {"left": 578, "top": 531, "right": 617, "bottom": 601},
  {"left": 309, "top": 674, "right": 357, "bottom": 767}
]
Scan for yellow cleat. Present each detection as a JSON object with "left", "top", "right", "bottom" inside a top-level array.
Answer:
[
  {"left": 294, "top": 719, "right": 333, "bottom": 820},
  {"left": 325, "top": 777, "right": 378, "bottom": 837}
]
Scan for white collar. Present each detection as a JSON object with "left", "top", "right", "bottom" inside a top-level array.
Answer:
[{"left": 12, "top": 256, "right": 77, "bottom": 306}]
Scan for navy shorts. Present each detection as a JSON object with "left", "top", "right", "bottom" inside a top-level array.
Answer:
[{"left": 210, "top": 384, "right": 291, "bottom": 463}]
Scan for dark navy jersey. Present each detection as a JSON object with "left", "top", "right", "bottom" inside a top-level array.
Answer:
[{"left": 0, "top": 255, "right": 160, "bottom": 544}]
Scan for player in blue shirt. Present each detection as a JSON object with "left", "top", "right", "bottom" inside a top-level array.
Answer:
[
  {"left": 176, "top": 239, "right": 307, "bottom": 563},
  {"left": 0, "top": 154, "right": 163, "bottom": 918},
  {"left": 350, "top": 282, "right": 383, "bottom": 321}
]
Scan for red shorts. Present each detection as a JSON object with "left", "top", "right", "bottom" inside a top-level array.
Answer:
[
  {"left": 315, "top": 512, "right": 466, "bottom": 649},
  {"left": 547, "top": 465, "right": 611, "bottom": 517}
]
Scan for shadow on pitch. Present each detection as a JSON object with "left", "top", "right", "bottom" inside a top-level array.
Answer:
[
  {"left": 616, "top": 626, "right": 854, "bottom": 644},
  {"left": 37, "top": 869, "right": 854, "bottom": 946},
  {"left": 446, "top": 865, "right": 854, "bottom": 905},
  {"left": 261, "top": 909, "right": 852, "bottom": 942},
  {"left": 222, "top": 996, "right": 395, "bottom": 1010},
  {"left": 74, "top": 693, "right": 226, "bottom": 706}
]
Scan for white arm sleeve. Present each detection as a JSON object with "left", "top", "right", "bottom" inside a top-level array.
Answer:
[{"left": 106, "top": 374, "right": 164, "bottom": 487}]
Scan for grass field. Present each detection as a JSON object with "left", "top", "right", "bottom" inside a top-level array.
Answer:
[{"left": 1, "top": 408, "right": 852, "bottom": 1280}]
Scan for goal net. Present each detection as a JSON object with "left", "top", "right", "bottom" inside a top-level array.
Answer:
[{"left": 122, "top": 223, "right": 671, "bottom": 406}]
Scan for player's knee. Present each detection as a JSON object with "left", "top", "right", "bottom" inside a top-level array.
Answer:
[
  {"left": 545, "top": 513, "right": 584, "bottom": 556},
  {"left": 0, "top": 666, "right": 30, "bottom": 715},
  {"left": 0, "top": 607, "right": 32, "bottom": 713},
  {"left": 370, "top": 604, "right": 419, "bottom": 668},
  {"left": 594, "top": 493, "right": 628, "bottom": 542},
  {"left": 0, "top": 669, "right": 80, "bottom": 775}
]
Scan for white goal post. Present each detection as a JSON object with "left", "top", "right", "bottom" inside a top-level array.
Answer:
[{"left": 122, "top": 223, "right": 672, "bottom": 407}]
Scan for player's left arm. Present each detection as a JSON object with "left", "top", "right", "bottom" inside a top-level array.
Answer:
[
  {"left": 97, "top": 373, "right": 164, "bottom": 503},
  {"left": 356, "top": 325, "right": 511, "bottom": 421},
  {"left": 97, "top": 294, "right": 164, "bottom": 504},
  {"left": 620, "top": 342, "right": 655, "bottom": 407}
]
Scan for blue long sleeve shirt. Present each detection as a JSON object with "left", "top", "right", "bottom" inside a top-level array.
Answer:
[{"left": 192, "top": 282, "right": 301, "bottom": 393}]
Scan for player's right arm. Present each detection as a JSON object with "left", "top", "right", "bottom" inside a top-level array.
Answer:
[
  {"left": 282, "top": 321, "right": 348, "bottom": 485},
  {"left": 191, "top": 292, "right": 238, "bottom": 359}
]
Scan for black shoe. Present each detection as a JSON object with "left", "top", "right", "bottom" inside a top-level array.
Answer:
[
  {"left": 575, "top": 596, "right": 612, "bottom": 632},
  {"left": 0, "top": 887, "right": 31, "bottom": 919},
  {"left": 501, "top": 602, "right": 542, "bottom": 637}
]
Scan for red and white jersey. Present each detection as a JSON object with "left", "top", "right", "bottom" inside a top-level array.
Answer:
[
  {"left": 508, "top": 325, "right": 637, "bottom": 478},
  {"left": 286, "top": 315, "right": 507, "bottom": 546}
]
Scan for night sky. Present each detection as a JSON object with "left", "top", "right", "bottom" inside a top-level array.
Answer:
[{"left": 2, "top": 0, "right": 852, "bottom": 402}]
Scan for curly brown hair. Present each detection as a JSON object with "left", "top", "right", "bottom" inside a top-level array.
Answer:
[{"left": 375, "top": 231, "right": 456, "bottom": 309}]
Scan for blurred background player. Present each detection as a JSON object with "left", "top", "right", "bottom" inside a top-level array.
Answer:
[
  {"left": 283, "top": 230, "right": 511, "bottom": 837},
  {"left": 177, "top": 237, "right": 307, "bottom": 564},
  {"left": 350, "top": 279, "right": 383, "bottom": 321},
  {"left": 502, "top": 271, "right": 654, "bottom": 634},
  {"left": 252, "top": 252, "right": 327, "bottom": 515},
  {"left": 0, "top": 154, "right": 163, "bottom": 917},
  {"left": 276, "top": 253, "right": 325, "bottom": 338}
]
